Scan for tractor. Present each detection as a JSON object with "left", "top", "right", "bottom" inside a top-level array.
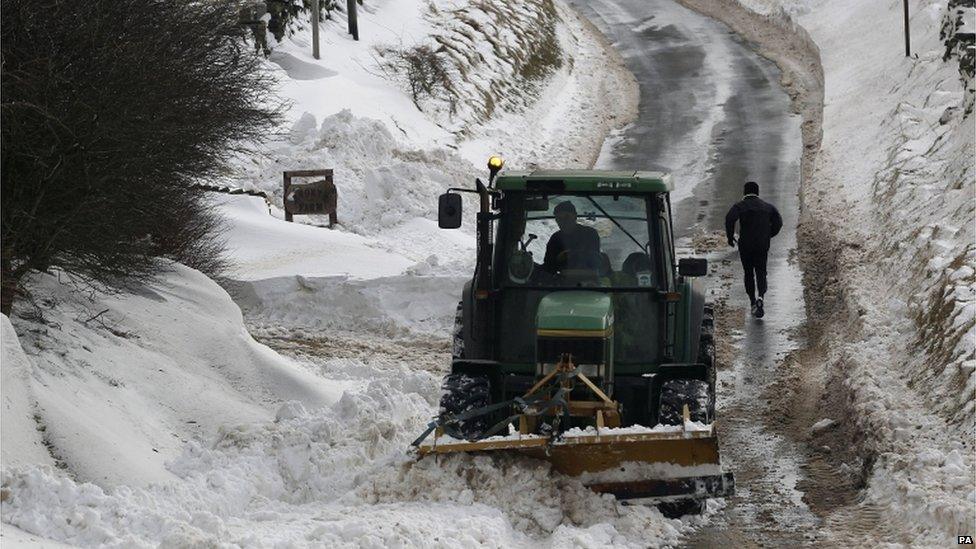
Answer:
[{"left": 412, "top": 157, "right": 734, "bottom": 516}]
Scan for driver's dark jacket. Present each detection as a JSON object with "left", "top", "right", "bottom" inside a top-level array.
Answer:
[{"left": 543, "top": 225, "right": 601, "bottom": 273}]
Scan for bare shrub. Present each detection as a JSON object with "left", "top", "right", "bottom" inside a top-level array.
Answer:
[
  {"left": 0, "top": 0, "right": 282, "bottom": 314},
  {"left": 516, "top": 0, "right": 563, "bottom": 81},
  {"left": 376, "top": 44, "right": 457, "bottom": 112}
]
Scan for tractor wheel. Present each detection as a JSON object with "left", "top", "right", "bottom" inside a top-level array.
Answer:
[
  {"left": 452, "top": 301, "right": 464, "bottom": 360},
  {"left": 658, "top": 379, "right": 713, "bottom": 425},
  {"left": 699, "top": 304, "right": 716, "bottom": 394},
  {"left": 657, "top": 498, "right": 706, "bottom": 518},
  {"left": 439, "top": 373, "right": 489, "bottom": 440}
]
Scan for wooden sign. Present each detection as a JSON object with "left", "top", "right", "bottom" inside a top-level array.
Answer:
[{"left": 283, "top": 169, "right": 337, "bottom": 226}]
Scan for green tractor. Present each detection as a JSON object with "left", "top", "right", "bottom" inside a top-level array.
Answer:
[{"left": 413, "top": 158, "right": 733, "bottom": 516}]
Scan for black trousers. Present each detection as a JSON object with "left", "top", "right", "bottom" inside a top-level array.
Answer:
[{"left": 739, "top": 248, "right": 769, "bottom": 303}]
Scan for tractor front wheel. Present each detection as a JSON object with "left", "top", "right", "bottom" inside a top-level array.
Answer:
[
  {"left": 451, "top": 301, "right": 464, "bottom": 359},
  {"left": 657, "top": 498, "right": 706, "bottom": 518},
  {"left": 438, "top": 373, "right": 489, "bottom": 440},
  {"left": 658, "top": 379, "right": 714, "bottom": 425}
]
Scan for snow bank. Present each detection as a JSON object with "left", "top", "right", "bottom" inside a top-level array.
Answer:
[
  {"left": 1, "top": 316, "right": 55, "bottom": 471},
  {"left": 229, "top": 109, "right": 480, "bottom": 240},
  {"left": 375, "top": 0, "right": 564, "bottom": 135},
  {"left": 0, "top": 0, "right": 653, "bottom": 545},
  {"left": 749, "top": 3, "right": 974, "bottom": 428},
  {"left": 720, "top": 0, "right": 975, "bottom": 542},
  {"left": 224, "top": 0, "right": 636, "bottom": 248},
  {"left": 215, "top": 193, "right": 417, "bottom": 281},
  {"left": 3, "top": 265, "right": 345, "bottom": 488},
  {"left": 235, "top": 272, "right": 468, "bottom": 339},
  {"left": 2, "top": 353, "right": 692, "bottom": 548},
  {"left": 458, "top": 1, "right": 638, "bottom": 169},
  {"left": 1, "top": 523, "right": 75, "bottom": 548}
]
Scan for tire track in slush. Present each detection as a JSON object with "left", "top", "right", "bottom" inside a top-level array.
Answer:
[{"left": 567, "top": 0, "right": 828, "bottom": 545}]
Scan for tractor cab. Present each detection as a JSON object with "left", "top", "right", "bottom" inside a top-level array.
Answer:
[
  {"left": 421, "top": 158, "right": 731, "bottom": 514},
  {"left": 493, "top": 179, "right": 677, "bottom": 395}
]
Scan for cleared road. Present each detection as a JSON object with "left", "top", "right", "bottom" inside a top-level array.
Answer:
[{"left": 568, "top": 0, "right": 818, "bottom": 545}]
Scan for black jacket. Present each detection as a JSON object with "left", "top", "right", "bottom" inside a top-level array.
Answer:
[
  {"left": 543, "top": 225, "right": 601, "bottom": 272},
  {"left": 725, "top": 196, "right": 782, "bottom": 253}
]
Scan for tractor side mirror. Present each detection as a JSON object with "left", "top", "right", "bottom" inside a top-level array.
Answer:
[
  {"left": 438, "top": 193, "right": 462, "bottom": 229},
  {"left": 678, "top": 258, "right": 708, "bottom": 277}
]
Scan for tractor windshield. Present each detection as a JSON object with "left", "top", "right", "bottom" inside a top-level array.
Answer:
[
  {"left": 499, "top": 194, "right": 658, "bottom": 288},
  {"left": 495, "top": 193, "right": 666, "bottom": 366}
]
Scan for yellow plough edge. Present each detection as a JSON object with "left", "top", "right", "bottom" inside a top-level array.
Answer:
[
  {"left": 416, "top": 427, "right": 735, "bottom": 501},
  {"left": 415, "top": 356, "right": 734, "bottom": 501}
]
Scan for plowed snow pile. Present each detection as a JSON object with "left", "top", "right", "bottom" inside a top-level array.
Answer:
[{"left": 0, "top": 268, "right": 691, "bottom": 547}]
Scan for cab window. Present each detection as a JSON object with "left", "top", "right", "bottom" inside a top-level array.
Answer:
[{"left": 500, "top": 193, "right": 657, "bottom": 289}]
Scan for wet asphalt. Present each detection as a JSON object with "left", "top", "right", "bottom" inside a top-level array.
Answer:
[
  {"left": 569, "top": 0, "right": 799, "bottom": 239},
  {"left": 568, "top": 0, "right": 816, "bottom": 544}
]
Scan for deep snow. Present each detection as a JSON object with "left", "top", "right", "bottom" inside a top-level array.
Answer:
[
  {"left": 4, "top": 0, "right": 972, "bottom": 545},
  {"left": 1, "top": 266, "right": 344, "bottom": 489}
]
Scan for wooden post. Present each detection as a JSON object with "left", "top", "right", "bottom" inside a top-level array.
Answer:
[
  {"left": 312, "top": 0, "right": 320, "bottom": 59},
  {"left": 903, "top": 0, "right": 910, "bottom": 57},
  {"left": 283, "top": 172, "right": 293, "bottom": 222},
  {"left": 347, "top": 0, "right": 359, "bottom": 41}
]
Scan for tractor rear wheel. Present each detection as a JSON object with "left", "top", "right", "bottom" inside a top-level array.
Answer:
[
  {"left": 439, "top": 373, "right": 489, "bottom": 440},
  {"left": 658, "top": 379, "right": 713, "bottom": 425},
  {"left": 699, "top": 304, "right": 716, "bottom": 393},
  {"left": 451, "top": 301, "right": 464, "bottom": 360}
]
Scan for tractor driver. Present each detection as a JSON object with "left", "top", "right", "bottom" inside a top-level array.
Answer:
[{"left": 543, "top": 201, "right": 601, "bottom": 274}]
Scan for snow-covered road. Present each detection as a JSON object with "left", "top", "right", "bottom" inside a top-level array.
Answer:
[
  {"left": 228, "top": 1, "right": 820, "bottom": 544},
  {"left": 567, "top": 0, "right": 838, "bottom": 545},
  {"left": 570, "top": 0, "right": 800, "bottom": 235}
]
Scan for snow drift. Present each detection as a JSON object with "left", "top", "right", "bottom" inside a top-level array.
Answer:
[
  {"left": 0, "top": 0, "right": 653, "bottom": 545},
  {"left": 1, "top": 265, "right": 344, "bottom": 488}
]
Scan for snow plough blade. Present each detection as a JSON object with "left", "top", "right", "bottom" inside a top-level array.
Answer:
[{"left": 416, "top": 427, "right": 734, "bottom": 501}]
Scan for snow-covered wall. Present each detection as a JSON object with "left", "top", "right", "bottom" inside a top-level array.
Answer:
[
  {"left": 375, "top": 0, "right": 563, "bottom": 136},
  {"left": 718, "top": 0, "right": 975, "bottom": 542},
  {"left": 792, "top": 0, "right": 974, "bottom": 429}
]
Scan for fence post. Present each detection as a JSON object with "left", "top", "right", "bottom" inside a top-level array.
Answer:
[
  {"left": 284, "top": 173, "right": 293, "bottom": 222},
  {"left": 903, "top": 0, "right": 911, "bottom": 57},
  {"left": 347, "top": 0, "right": 359, "bottom": 41},
  {"left": 312, "top": 0, "right": 321, "bottom": 59}
]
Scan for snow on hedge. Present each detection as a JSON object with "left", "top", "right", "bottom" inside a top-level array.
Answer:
[{"left": 374, "top": 0, "right": 564, "bottom": 136}]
